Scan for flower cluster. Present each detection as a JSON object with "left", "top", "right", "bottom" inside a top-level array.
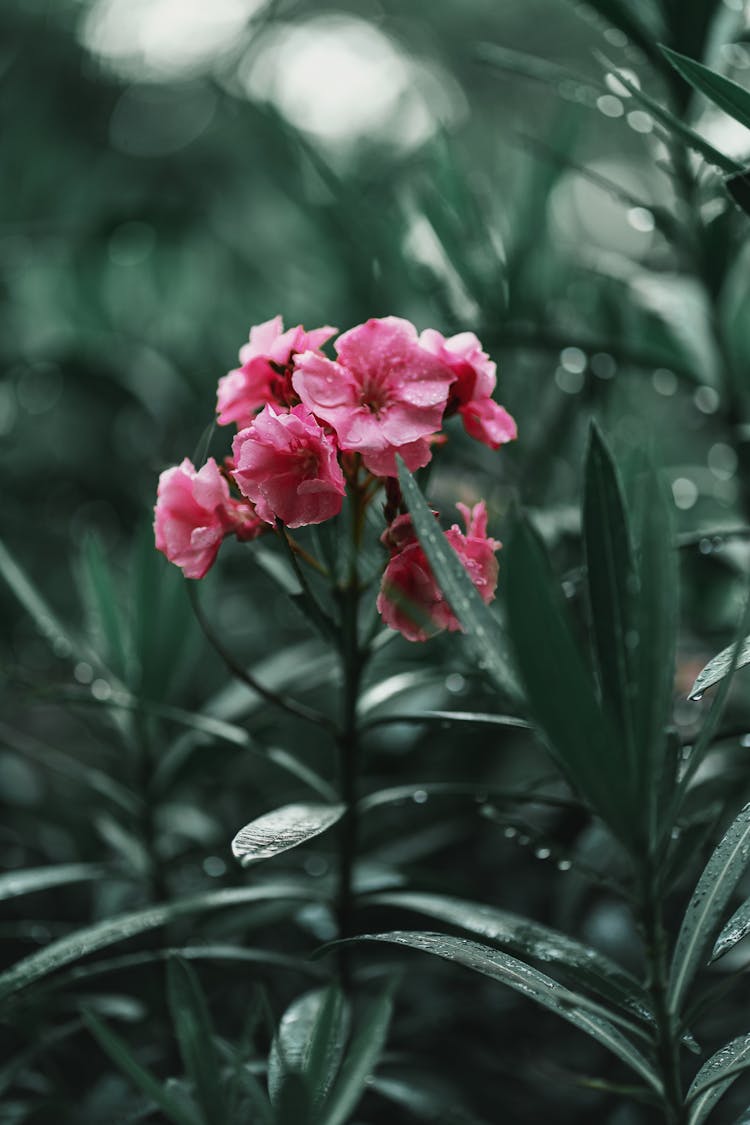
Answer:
[{"left": 154, "top": 314, "right": 515, "bottom": 639}]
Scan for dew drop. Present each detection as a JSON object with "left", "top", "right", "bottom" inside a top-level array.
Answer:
[
  {"left": 557, "top": 859, "right": 572, "bottom": 872},
  {"left": 74, "top": 661, "right": 93, "bottom": 684},
  {"left": 412, "top": 789, "right": 428, "bottom": 804},
  {"left": 535, "top": 846, "right": 552, "bottom": 860},
  {"left": 503, "top": 826, "right": 517, "bottom": 839}
]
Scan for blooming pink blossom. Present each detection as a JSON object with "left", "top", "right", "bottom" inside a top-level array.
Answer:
[
  {"left": 293, "top": 316, "right": 455, "bottom": 477},
  {"left": 217, "top": 316, "right": 336, "bottom": 428},
  {"left": 377, "top": 501, "right": 501, "bottom": 642},
  {"left": 232, "top": 404, "right": 345, "bottom": 528},
  {"left": 419, "top": 329, "right": 517, "bottom": 449},
  {"left": 154, "top": 458, "right": 263, "bottom": 579}
]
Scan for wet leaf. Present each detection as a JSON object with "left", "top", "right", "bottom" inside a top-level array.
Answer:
[
  {"left": 0, "top": 863, "right": 104, "bottom": 903},
  {"left": 0, "top": 883, "right": 317, "bottom": 1002},
  {"left": 231, "top": 803, "right": 345, "bottom": 866},
  {"left": 712, "top": 896, "right": 750, "bottom": 962},
  {"left": 583, "top": 423, "right": 639, "bottom": 783},
  {"left": 318, "top": 985, "right": 396, "bottom": 1125},
  {"left": 687, "top": 1032, "right": 750, "bottom": 1125},
  {"left": 669, "top": 804, "right": 750, "bottom": 1015},
  {"left": 345, "top": 932, "right": 662, "bottom": 1094},
  {"left": 595, "top": 57, "right": 741, "bottom": 174},
  {"left": 660, "top": 46, "right": 750, "bottom": 130},
  {"left": 505, "top": 514, "right": 632, "bottom": 844},
  {"left": 690, "top": 634, "right": 750, "bottom": 699},
  {"left": 366, "top": 891, "right": 650, "bottom": 1022}
]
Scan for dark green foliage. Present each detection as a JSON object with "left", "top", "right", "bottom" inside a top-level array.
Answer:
[{"left": 7, "top": 0, "right": 750, "bottom": 1122}]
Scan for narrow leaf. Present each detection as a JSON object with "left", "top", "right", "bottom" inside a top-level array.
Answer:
[
  {"left": 0, "top": 863, "right": 104, "bottom": 903},
  {"left": 302, "top": 986, "right": 348, "bottom": 1111},
  {"left": 595, "top": 57, "right": 741, "bottom": 173},
  {"left": 505, "top": 515, "right": 631, "bottom": 843},
  {"left": 366, "top": 891, "right": 650, "bottom": 1022},
  {"left": 79, "top": 533, "right": 129, "bottom": 679},
  {"left": 231, "top": 803, "right": 345, "bottom": 866},
  {"left": 687, "top": 1032, "right": 750, "bottom": 1125},
  {"left": 348, "top": 933, "right": 662, "bottom": 1094},
  {"left": 167, "top": 958, "right": 227, "bottom": 1125},
  {"left": 712, "top": 897, "right": 750, "bottom": 962},
  {"left": 669, "top": 803, "right": 750, "bottom": 1015},
  {"left": 631, "top": 466, "right": 677, "bottom": 840},
  {"left": 397, "top": 460, "right": 520, "bottom": 701},
  {"left": 83, "top": 1010, "right": 201, "bottom": 1125},
  {"left": 361, "top": 710, "right": 531, "bottom": 734},
  {"left": 690, "top": 635, "right": 750, "bottom": 699},
  {"left": 660, "top": 45, "right": 750, "bottom": 130},
  {"left": 318, "top": 986, "right": 395, "bottom": 1125},
  {"left": 0, "top": 883, "right": 316, "bottom": 1001},
  {"left": 268, "top": 989, "right": 328, "bottom": 1105},
  {"left": 583, "top": 424, "right": 638, "bottom": 777}
]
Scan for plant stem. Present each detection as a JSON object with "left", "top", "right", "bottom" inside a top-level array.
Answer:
[
  {"left": 335, "top": 467, "right": 367, "bottom": 985},
  {"left": 640, "top": 863, "right": 684, "bottom": 1124}
]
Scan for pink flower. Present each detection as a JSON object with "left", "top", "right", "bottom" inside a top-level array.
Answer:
[
  {"left": 154, "top": 458, "right": 263, "bottom": 579},
  {"left": 292, "top": 316, "right": 455, "bottom": 477},
  {"left": 377, "top": 501, "right": 501, "bottom": 642},
  {"left": 217, "top": 316, "right": 336, "bottom": 428},
  {"left": 419, "top": 329, "right": 517, "bottom": 449},
  {"left": 232, "top": 404, "right": 346, "bottom": 528}
]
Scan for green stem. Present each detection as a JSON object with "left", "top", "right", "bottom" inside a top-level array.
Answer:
[
  {"left": 335, "top": 468, "right": 367, "bottom": 984},
  {"left": 336, "top": 579, "right": 362, "bottom": 957},
  {"left": 639, "top": 864, "right": 684, "bottom": 1124}
]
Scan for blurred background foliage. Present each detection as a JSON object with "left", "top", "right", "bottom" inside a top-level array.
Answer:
[{"left": 5, "top": 0, "right": 750, "bottom": 1121}]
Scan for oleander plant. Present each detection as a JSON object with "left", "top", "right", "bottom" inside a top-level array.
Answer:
[{"left": 9, "top": 0, "right": 750, "bottom": 1122}]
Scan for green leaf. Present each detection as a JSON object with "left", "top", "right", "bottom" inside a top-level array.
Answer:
[
  {"left": 0, "top": 536, "right": 85, "bottom": 665},
  {"left": 0, "top": 883, "right": 317, "bottom": 1002},
  {"left": 504, "top": 514, "right": 632, "bottom": 844},
  {"left": 660, "top": 45, "right": 750, "bottom": 130},
  {"left": 358, "top": 782, "right": 577, "bottom": 817},
  {"left": 347, "top": 933, "right": 662, "bottom": 1094},
  {"left": 630, "top": 465, "right": 677, "bottom": 840},
  {"left": 360, "top": 710, "right": 531, "bottom": 734},
  {"left": 690, "top": 634, "right": 750, "bottom": 699},
  {"left": 0, "top": 863, "right": 104, "bottom": 903},
  {"left": 669, "top": 803, "right": 750, "bottom": 1015},
  {"left": 83, "top": 1010, "right": 202, "bottom": 1125},
  {"left": 302, "top": 986, "right": 348, "bottom": 1112},
  {"left": 596, "top": 57, "right": 741, "bottom": 173},
  {"left": 583, "top": 424, "right": 639, "bottom": 784},
  {"left": 712, "top": 896, "right": 750, "bottom": 962},
  {"left": 267, "top": 989, "right": 331, "bottom": 1106},
  {"left": 676, "top": 592, "right": 750, "bottom": 809},
  {"left": 167, "top": 958, "right": 227, "bottom": 1125},
  {"left": 365, "top": 891, "right": 651, "bottom": 1023},
  {"left": 726, "top": 171, "right": 750, "bottom": 218},
  {"left": 397, "top": 460, "right": 520, "bottom": 702},
  {"left": 687, "top": 1032, "right": 750, "bottom": 1125},
  {"left": 38, "top": 944, "right": 327, "bottom": 997},
  {"left": 230, "top": 803, "right": 345, "bottom": 867},
  {"left": 318, "top": 985, "right": 395, "bottom": 1125},
  {"left": 79, "top": 533, "right": 129, "bottom": 681}
]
